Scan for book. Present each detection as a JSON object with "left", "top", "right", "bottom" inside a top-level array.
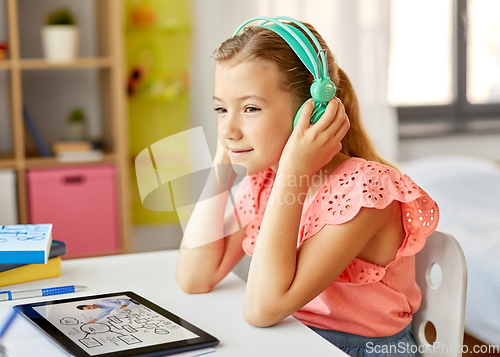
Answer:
[
  {"left": 56, "top": 149, "right": 104, "bottom": 162},
  {"left": 0, "top": 240, "right": 66, "bottom": 273},
  {"left": 52, "top": 141, "right": 93, "bottom": 154},
  {"left": 0, "top": 224, "right": 53, "bottom": 264},
  {"left": 23, "top": 107, "right": 51, "bottom": 157},
  {"left": 0, "top": 257, "right": 61, "bottom": 287}
]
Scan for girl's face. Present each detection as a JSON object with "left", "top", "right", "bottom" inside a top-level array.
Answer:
[{"left": 214, "top": 60, "right": 294, "bottom": 175}]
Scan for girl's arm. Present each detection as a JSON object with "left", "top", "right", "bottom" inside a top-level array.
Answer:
[
  {"left": 176, "top": 148, "right": 247, "bottom": 294},
  {"left": 244, "top": 186, "right": 399, "bottom": 326},
  {"left": 243, "top": 98, "right": 365, "bottom": 326}
]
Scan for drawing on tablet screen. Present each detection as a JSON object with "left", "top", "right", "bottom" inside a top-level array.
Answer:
[
  {"left": 60, "top": 317, "right": 79, "bottom": 325},
  {"left": 33, "top": 295, "right": 198, "bottom": 356}
]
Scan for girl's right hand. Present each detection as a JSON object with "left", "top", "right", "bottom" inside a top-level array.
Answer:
[{"left": 278, "top": 98, "right": 350, "bottom": 179}]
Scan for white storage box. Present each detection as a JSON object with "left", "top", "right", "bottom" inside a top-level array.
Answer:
[{"left": 0, "top": 169, "right": 18, "bottom": 225}]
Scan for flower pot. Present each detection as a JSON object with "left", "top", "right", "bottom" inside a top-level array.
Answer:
[
  {"left": 66, "top": 121, "right": 88, "bottom": 141},
  {"left": 42, "top": 25, "right": 78, "bottom": 62}
]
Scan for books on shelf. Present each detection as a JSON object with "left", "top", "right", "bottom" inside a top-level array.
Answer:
[
  {"left": 52, "top": 140, "right": 104, "bottom": 162},
  {"left": 56, "top": 149, "right": 104, "bottom": 162},
  {"left": 0, "top": 240, "right": 66, "bottom": 273},
  {"left": 52, "top": 141, "right": 93, "bottom": 153},
  {"left": 0, "top": 257, "right": 61, "bottom": 287},
  {"left": 23, "top": 107, "right": 51, "bottom": 157},
  {"left": 0, "top": 224, "right": 53, "bottom": 264}
]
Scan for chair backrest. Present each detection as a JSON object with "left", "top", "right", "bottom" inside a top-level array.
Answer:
[{"left": 412, "top": 230, "right": 467, "bottom": 357}]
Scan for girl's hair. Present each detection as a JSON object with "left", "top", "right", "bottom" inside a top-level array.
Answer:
[{"left": 212, "top": 21, "right": 396, "bottom": 169}]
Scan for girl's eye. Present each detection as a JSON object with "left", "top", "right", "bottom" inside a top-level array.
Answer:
[
  {"left": 214, "top": 107, "right": 226, "bottom": 114},
  {"left": 245, "top": 106, "right": 260, "bottom": 113}
]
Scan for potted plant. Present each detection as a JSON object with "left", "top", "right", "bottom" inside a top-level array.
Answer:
[
  {"left": 42, "top": 9, "right": 78, "bottom": 62},
  {"left": 66, "top": 108, "right": 88, "bottom": 141}
]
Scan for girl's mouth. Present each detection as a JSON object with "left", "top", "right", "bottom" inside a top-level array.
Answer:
[{"left": 230, "top": 149, "right": 254, "bottom": 158}]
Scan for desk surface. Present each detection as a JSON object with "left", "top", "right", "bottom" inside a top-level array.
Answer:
[{"left": 0, "top": 250, "right": 346, "bottom": 356}]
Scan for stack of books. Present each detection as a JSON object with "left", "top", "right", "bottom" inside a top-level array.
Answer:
[
  {"left": 52, "top": 140, "right": 103, "bottom": 162},
  {"left": 0, "top": 224, "right": 66, "bottom": 287}
]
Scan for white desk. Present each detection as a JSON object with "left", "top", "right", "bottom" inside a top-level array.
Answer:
[{"left": 0, "top": 250, "right": 347, "bottom": 356}]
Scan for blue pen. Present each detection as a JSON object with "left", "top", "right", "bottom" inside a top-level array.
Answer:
[
  {"left": 0, "top": 308, "right": 17, "bottom": 339},
  {"left": 0, "top": 309, "right": 18, "bottom": 357},
  {"left": 0, "top": 285, "right": 86, "bottom": 302}
]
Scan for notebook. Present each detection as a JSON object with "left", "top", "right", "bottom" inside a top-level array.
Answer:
[
  {"left": 0, "top": 257, "right": 61, "bottom": 287},
  {"left": 0, "top": 224, "right": 53, "bottom": 264},
  {"left": 0, "top": 240, "right": 66, "bottom": 273}
]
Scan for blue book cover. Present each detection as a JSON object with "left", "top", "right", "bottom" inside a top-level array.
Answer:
[
  {"left": 0, "top": 240, "right": 65, "bottom": 273},
  {"left": 0, "top": 224, "right": 53, "bottom": 264},
  {"left": 23, "top": 107, "right": 51, "bottom": 157}
]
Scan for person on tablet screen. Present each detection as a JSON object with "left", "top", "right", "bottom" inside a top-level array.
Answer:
[
  {"left": 77, "top": 298, "right": 138, "bottom": 324},
  {"left": 175, "top": 16, "right": 439, "bottom": 357}
]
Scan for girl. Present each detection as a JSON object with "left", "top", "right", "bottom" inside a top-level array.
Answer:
[{"left": 176, "top": 17, "right": 438, "bottom": 357}]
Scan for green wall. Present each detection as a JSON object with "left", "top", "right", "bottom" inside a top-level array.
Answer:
[{"left": 125, "top": 0, "right": 192, "bottom": 224}]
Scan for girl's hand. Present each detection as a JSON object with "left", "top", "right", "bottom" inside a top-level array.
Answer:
[{"left": 279, "top": 98, "right": 350, "bottom": 179}]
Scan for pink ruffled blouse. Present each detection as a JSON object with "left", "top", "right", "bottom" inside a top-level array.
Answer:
[{"left": 233, "top": 157, "right": 439, "bottom": 337}]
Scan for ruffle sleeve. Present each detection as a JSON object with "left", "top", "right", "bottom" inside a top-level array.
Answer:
[{"left": 301, "top": 159, "right": 439, "bottom": 285}]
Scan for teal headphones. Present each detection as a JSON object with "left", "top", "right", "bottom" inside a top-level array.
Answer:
[{"left": 233, "top": 16, "right": 336, "bottom": 129}]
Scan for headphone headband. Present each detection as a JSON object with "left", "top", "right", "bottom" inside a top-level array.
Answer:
[
  {"left": 232, "top": 16, "right": 328, "bottom": 80},
  {"left": 232, "top": 16, "right": 336, "bottom": 129}
]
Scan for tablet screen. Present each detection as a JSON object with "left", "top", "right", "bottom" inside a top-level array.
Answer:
[
  {"left": 32, "top": 294, "right": 198, "bottom": 356},
  {"left": 15, "top": 292, "right": 219, "bottom": 357}
]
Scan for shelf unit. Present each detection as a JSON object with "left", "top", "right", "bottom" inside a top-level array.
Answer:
[{"left": 0, "top": 0, "right": 132, "bottom": 255}]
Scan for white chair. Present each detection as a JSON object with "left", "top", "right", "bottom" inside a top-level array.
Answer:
[{"left": 412, "top": 230, "right": 467, "bottom": 357}]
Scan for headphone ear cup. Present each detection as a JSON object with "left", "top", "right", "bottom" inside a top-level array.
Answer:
[
  {"left": 310, "top": 78, "right": 336, "bottom": 103},
  {"left": 310, "top": 104, "right": 326, "bottom": 124},
  {"left": 292, "top": 101, "right": 306, "bottom": 129},
  {"left": 292, "top": 99, "right": 325, "bottom": 129}
]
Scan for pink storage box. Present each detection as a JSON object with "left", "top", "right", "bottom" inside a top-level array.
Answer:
[{"left": 27, "top": 165, "right": 119, "bottom": 258}]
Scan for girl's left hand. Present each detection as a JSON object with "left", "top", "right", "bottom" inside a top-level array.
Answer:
[{"left": 279, "top": 98, "right": 350, "bottom": 178}]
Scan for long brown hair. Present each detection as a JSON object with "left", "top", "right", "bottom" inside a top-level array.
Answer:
[{"left": 212, "top": 21, "right": 395, "bottom": 169}]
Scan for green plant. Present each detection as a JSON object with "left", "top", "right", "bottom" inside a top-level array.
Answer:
[
  {"left": 67, "top": 108, "right": 85, "bottom": 123},
  {"left": 46, "top": 9, "right": 76, "bottom": 26}
]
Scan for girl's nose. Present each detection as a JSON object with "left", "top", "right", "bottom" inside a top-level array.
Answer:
[{"left": 220, "top": 113, "right": 242, "bottom": 140}]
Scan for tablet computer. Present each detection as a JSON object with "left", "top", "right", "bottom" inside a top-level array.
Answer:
[{"left": 14, "top": 291, "right": 219, "bottom": 357}]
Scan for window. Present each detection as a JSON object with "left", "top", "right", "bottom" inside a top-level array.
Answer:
[
  {"left": 388, "top": 0, "right": 500, "bottom": 137},
  {"left": 467, "top": 0, "right": 500, "bottom": 104}
]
